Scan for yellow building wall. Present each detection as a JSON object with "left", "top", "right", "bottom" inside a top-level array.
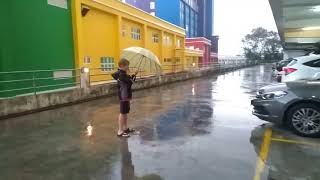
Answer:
[
  {"left": 162, "top": 32, "right": 174, "bottom": 73},
  {"left": 176, "top": 36, "right": 185, "bottom": 49},
  {"left": 185, "top": 56, "right": 199, "bottom": 70},
  {"left": 121, "top": 18, "right": 144, "bottom": 49},
  {"left": 82, "top": 8, "right": 118, "bottom": 82},
  {"left": 176, "top": 36, "right": 185, "bottom": 71},
  {"left": 162, "top": 33, "right": 174, "bottom": 60},
  {"left": 72, "top": 0, "right": 186, "bottom": 82},
  {"left": 146, "top": 27, "right": 161, "bottom": 59}
]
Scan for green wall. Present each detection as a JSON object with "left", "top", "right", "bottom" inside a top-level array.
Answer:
[
  {"left": 0, "top": 1, "right": 12, "bottom": 96},
  {"left": 0, "top": 0, "right": 75, "bottom": 97}
]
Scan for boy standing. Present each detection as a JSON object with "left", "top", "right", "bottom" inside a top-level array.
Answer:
[{"left": 112, "top": 59, "right": 137, "bottom": 137}]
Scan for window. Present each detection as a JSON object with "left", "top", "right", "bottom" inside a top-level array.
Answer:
[
  {"left": 195, "top": 14, "right": 198, "bottom": 37},
  {"left": 164, "top": 58, "right": 172, "bottom": 63},
  {"left": 185, "top": 6, "right": 190, "bottom": 37},
  {"left": 150, "top": 1, "right": 155, "bottom": 9},
  {"left": 176, "top": 39, "right": 181, "bottom": 48},
  {"left": 100, "top": 57, "right": 115, "bottom": 72},
  {"left": 84, "top": 56, "right": 91, "bottom": 64},
  {"left": 121, "top": 25, "right": 126, "bottom": 37},
  {"left": 304, "top": 59, "right": 320, "bottom": 67},
  {"left": 131, "top": 27, "right": 141, "bottom": 40},
  {"left": 163, "top": 35, "right": 172, "bottom": 46},
  {"left": 287, "top": 59, "right": 298, "bottom": 66},
  {"left": 152, "top": 33, "right": 159, "bottom": 43},
  {"left": 190, "top": 10, "right": 194, "bottom": 37},
  {"left": 150, "top": 12, "right": 155, "bottom": 16},
  {"left": 180, "top": 1, "right": 185, "bottom": 27}
]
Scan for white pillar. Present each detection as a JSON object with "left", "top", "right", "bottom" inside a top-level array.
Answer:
[{"left": 80, "top": 67, "right": 90, "bottom": 92}]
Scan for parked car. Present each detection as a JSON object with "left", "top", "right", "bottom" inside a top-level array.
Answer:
[
  {"left": 251, "top": 79, "right": 320, "bottom": 137},
  {"left": 274, "top": 70, "right": 284, "bottom": 83},
  {"left": 283, "top": 55, "right": 320, "bottom": 82},
  {"left": 272, "top": 59, "right": 293, "bottom": 82},
  {"left": 276, "top": 59, "right": 293, "bottom": 72}
]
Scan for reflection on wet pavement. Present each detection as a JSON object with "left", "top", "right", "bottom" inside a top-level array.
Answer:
[
  {"left": 1, "top": 64, "right": 319, "bottom": 180},
  {"left": 119, "top": 139, "right": 163, "bottom": 180}
]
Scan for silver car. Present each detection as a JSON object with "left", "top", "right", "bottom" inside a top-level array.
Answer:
[{"left": 251, "top": 81, "right": 320, "bottom": 137}]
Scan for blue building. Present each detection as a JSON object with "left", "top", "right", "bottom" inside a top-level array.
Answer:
[
  {"left": 156, "top": 0, "right": 213, "bottom": 39},
  {"left": 121, "top": 0, "right": 156, "bottom": 15},
  {"left": 198, "top": 0, "right": 213, "bottom": 39}
]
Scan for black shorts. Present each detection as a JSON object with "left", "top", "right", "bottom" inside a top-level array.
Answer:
[{"left": 120, "top": 101, "right": 130, "bottom": 114}]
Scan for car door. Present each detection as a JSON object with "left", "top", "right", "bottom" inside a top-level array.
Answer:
[{"left": 303, "top": 59, "right": 320, "bottom": 78}]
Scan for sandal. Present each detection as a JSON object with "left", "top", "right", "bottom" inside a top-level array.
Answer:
[
  {"left": 124, "top": 128, "right": 135, "bottom": 134},
  {"left": 117, "top": 132, "right": 130, "bottom": 138}
]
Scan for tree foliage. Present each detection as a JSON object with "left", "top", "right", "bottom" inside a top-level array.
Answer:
[{"left": 242, "top": 27, "right": 283, "bottom": 62}]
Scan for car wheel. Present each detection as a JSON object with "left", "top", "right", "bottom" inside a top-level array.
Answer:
[{"left": 287, "top": 103, "right": 320, "bottom": 137}]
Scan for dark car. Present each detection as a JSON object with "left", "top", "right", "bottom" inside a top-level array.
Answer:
[
  {"left": 276, "top": 59, "right": 293, "bottom": 72},
  {"left": 251, "top": 81, "right": 320, "bottom": 137},
  {"left": 272, "top": 59, "right": 294, "bottom": 82}
]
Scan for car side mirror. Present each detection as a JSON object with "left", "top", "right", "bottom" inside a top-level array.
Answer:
[{"left": 312, "top": 72, "right": 320, "bottom": 80}]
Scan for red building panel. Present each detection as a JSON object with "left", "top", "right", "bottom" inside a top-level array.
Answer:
[{"left": 185, "top": 37, "right": 213, "bottom": 66}]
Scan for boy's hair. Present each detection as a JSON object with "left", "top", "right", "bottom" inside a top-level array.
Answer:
[{"left": 118, "top": 58, "right": 130, "bottom": 68}]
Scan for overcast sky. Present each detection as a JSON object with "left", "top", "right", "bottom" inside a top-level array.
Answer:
[{"left": 214, "top": 0, "right": 278, "bottom": 56}]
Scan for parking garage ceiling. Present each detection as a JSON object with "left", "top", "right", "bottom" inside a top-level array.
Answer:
[{"left": 269, "top": 0, "right": 320, "bottom": 50}]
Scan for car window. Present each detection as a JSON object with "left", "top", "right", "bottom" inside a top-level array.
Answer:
[
  {"left": 303, "top": 59, "right": 320, "bottom": 68},
  {"left": 287, "top": 59, "right": 297, "bottom": 66}
]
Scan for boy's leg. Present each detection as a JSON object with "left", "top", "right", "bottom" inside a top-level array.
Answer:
[
  {"left": 118, "top": 113, "right": 124, "bottom": 134},
  {"left": 121, "top": 101, "right": 130, "bottom": 131},
  {"left": 118, "top": 101, "right": 130, "bottom": 136},
  {"left": 123, "top": 114, "right": 128, "bottom": 130},
  {"left": 118, "top": 114, "right": 130, "bottom": 137}
]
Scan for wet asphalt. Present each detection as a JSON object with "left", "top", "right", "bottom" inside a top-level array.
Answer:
[{"left": 0, "top": 64, "right": 319, "bottom": 180}]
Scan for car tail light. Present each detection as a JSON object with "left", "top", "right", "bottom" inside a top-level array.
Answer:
[{"left": 283, "top": 67, "right": 297, "bottom": 75}]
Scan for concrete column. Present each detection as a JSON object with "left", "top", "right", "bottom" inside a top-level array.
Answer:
[
  {"left": 181, "top": 37, "right": 186, "bottom": 71},
  {"left": 116, "top": 15, "right": 123, "bottom": 61},
  {"left": 160, "top": 30, "right": 164, "bottom": 64},
  {"left": 80, "top": 67, "right": 90, "bottom": 93},
  {"left": 173, "top": 34, "right": 177, "bottom": 72},
  {"left": 143, "top": 24, "right": 148, "bottom": 48},
  {"left": 71, "top": 0, "right": 85, "bottom": 69}
]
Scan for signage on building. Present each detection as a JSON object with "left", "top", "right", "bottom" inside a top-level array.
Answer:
[
  {"left": 53, "top": 71, "right": 73, "bottom": 79},
  {"left": 48, "top": 0, "right": 68, "bottom": 9}
]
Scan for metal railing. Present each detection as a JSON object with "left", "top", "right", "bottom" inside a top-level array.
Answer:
[
  {"left": 0, "top": 69, "right": 80, "bottom": 98},
  {"left": 88, "top": 61, "right": 258, "bottom": 84},
  {"left": 0, "top": 61, "right": 259, "bottom": 98}
]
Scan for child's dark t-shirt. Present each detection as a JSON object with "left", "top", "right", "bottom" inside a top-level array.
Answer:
[{"left": 112, "top": 69, "right": 135, "bottom": 101}]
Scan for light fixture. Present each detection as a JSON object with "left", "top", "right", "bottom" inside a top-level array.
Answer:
[
  {"left": 301, "top": 26, "right": 320, "bottom": 31},
  {"left": 81, "top": 5, "right": 91, "bottom": 17},
  {"left": 87, "top": 124, "right": 93, "bottom": 136},
  {"left": 81, "top": 67, "right": 90, "bottom": 73},
  {"left": 311, "top": 5, "right": 320, "bottom": 12}
]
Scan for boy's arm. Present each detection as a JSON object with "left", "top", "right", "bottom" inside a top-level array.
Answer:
[
  {"left": 132, "top": 70, "right": 138, "bottom": 81},
  {"left": 119, "top": 72, "right": 137, "bottom": 83},
  {"left": 111, "top": 71, "right": 120, "bottom": 80},
  {"left": 131, "top": 74, "right": 137, "bottom": 82}
]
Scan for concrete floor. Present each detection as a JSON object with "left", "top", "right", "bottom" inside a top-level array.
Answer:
[{"left": 0, "top": 64, "right": 319, "bottom": 180}]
